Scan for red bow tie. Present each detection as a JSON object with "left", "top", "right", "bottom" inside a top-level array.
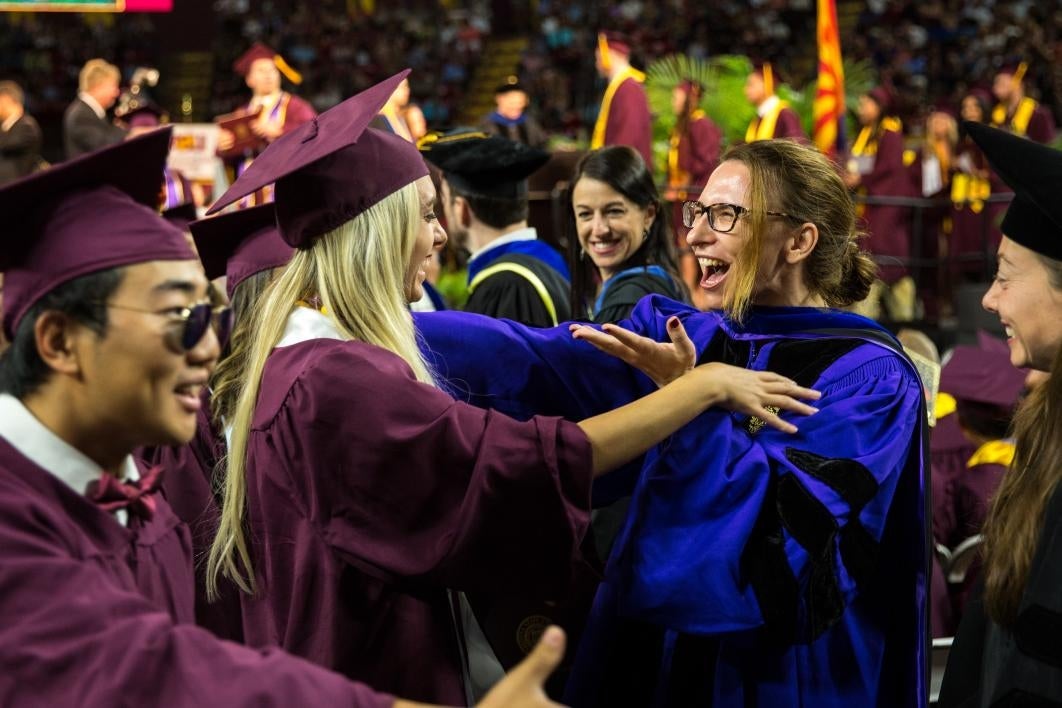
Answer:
[{"left": 85, "top": 466, "right": 164, "bottom": 521}]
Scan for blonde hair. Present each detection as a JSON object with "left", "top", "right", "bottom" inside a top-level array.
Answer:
[
  {"left": 721, "top": 141, "right": 877, "bottom": 321},
  {"left": 209, "top": 269, "right": 275, "bottom": 428},
  {"left": 206, "top": 182, "right": 433, "bottom": 599},
  {"left": 79, "top": 59, "right": 120, "bottom": 93}
]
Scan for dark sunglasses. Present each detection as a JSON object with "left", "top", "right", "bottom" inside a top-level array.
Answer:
[{"left": 98, "top": 301, "right": 232, "bottom": 352}]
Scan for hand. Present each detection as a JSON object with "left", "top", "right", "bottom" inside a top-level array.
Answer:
[
  {"left": 843, "top": 171, "right": 861, "bottom": 189},
  {"left": 251, "top": 120, "right": 283, "bottom": 141},
  {"left": 476, "top": 626, "right": 568, "bottom": 708},
  {"left": 570, "top": 316, "right": 695, "bottom": 388},
  {"left": 217, "top": 128, "right": 235, "bottom": 151},
  {"left": 694, "top": 362, "right": 821, "bottom": 434}
]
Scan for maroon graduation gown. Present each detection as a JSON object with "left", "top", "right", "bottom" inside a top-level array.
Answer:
[
  {"left": 746, "top": 105, "right": 808, "bottom": 144},
  {"left": 771, "top": 106, "right": 808, "bottom": 142},
  {"left": 930, "top": 411, "right": 976, "bottom": 545},
  {"left": 0, "top": 437, "right": 394, "bottom": 707},
  {"left": 605, "top": 77, "right": 653, "bottom": 167},
  {"left": 142, "top": 395, "right": 245, "bottom": 642},
  {"left": 952, "top": 460, "right": 1006, "bottom": 545},
  {"left": 239, "top": 338, "right": 593, "bottom": 704},
  {"left": 858, "top": 126, "right": 914, "bottom": 284},
  {"left": 992, "top": 100, "right": 1057, "bottom": 145},
  {"left": 949, "top": 139, "right": 1001, "bottom": 280},
  {"left": 671, "top": 114, "right": 721, "bottom": 194}
]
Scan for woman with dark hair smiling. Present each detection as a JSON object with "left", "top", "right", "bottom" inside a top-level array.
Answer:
[{"left": 568, "top": 146, "right": 688, "bottom": 323}]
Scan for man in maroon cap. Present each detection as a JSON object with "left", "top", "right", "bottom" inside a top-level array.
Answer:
[
  {"left": 990, "top": 62, "right": 1056, "bottom": 144},
  {"left": 845, "top": 85, "right": 917, "bottom": 320},
  {"left": 590, "top": 30, "right": 652, "bottom": 167},
  {"left": 217, "top": 42, "right": 316, "bottom": 206},
  {"left": 0, "top": 129, "right": 570, "bottom": 708},
  {"left": 743, "top": 62, "right": 807, "bottom": 143}
]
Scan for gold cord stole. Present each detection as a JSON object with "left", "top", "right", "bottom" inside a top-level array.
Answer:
[
  {"left": 991, "top": 97, "right": 1037, "bottom": 136},
  {"left": 591, "top": 66, "right": 646, "bottom": 149},
  {"left": 745, "top": 101, "right": 789, "bottom": 143}
]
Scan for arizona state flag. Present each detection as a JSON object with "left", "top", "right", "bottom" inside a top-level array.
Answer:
[{"left": 813, "top": 0, "right": 846, "bottom": 156}]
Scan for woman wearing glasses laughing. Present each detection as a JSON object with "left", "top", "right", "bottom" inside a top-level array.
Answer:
[{"left": 417, "top": 139, "right": 930, "bottom": 707}]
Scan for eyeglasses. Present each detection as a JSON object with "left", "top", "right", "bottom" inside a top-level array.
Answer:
[
  {"left": 97, "top": 301, "right": 232, "bottom": 352},
  {"left": 681, "top": 201, "right": 794, "bottom": 232}
]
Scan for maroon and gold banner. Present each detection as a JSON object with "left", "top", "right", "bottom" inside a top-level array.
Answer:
[{"left": 812, "top": 0, "right": 845, "bottom": 156}]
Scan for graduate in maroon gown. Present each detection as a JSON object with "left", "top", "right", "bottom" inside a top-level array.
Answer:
[
  {"left": 906, "top": 109, "right": 958, "bottom": 319},
  {"left": 990, "top": 62, "right": 1057, "bottom": 145},
  {"left": 0, "top": 130, "right": 406, "bottom": 708},
  {"left": 590, "top": 31, "right": 652, "bottom": 167},
  {"left": 206, "top": 71, "right": 821, "bottom": 706},
  {"left": 218, "top": 42, "right": 317, "bottom": 207},
  {"left": 667, "top": 79, "right": 721, "bottom": 204},
  {"left": 668, "top": 79, "right": 723, "bottom": 308},
  {"left": 950, "top": 90, "right": 1003, "bottom": 282},
  {"left": 743, "top": 62, "right": 807, "bottom": 143},
  {"left": 845, "top": 86, "right": 917, "bottom": 317}
]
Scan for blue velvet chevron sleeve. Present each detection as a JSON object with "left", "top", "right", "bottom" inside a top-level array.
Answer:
[{"left": 414, "top": 297, "right": 694, "bottom": 420}]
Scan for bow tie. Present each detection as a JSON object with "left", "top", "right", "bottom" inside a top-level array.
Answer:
[{"left": 85, "top": 466, "right": 164, "bottom": 521}]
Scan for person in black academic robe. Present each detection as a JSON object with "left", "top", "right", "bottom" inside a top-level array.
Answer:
[
  {"left": 938, "top": 123, "right": 1062, "bottom": 707},
  {"left": 478, "top": 79, "right": 548, "bottom": 149},
  {"left": 421, "top": 129, "right": 570, "bottom": 327}
]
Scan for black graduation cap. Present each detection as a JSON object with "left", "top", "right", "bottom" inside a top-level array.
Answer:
[
  {"left": 417, "top": 129, "right": 550, "bottom": 199},
  {"left": 495, "top": 76, "right": 525, "bottom": 95},
  {"left": 964, "top": 121, "right": 1062, "bottom": 261}
]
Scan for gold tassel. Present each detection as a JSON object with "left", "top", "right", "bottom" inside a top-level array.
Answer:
[
  {"left": 1013, "top": 61, "right": 1028, "bottom": 85},
  {"left": 273, "top": 55, "right": 303, "bottom": 85},
  {"left": 597, "top": 33, "right": 612, "bottom": 73}
]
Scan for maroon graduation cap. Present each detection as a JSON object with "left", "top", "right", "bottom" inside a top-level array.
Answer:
[
  {"left": 598, "top": 30, "right": 632, "bottom": 57},
  {"left": 190, "top": 203, "right": 293, "bottom": 299},
  {"left": 964, "top": 121, "right": 1062, "bottom": 261},
  {"left": 940, "top": 332, "right": 1026, "bottom": 408},
  {"left": 865, "top": 85, "right": 895, "bottom": 114},
  {"left": 208, "top": 70, "right": 429, "bottom": 249},
  {"left": 233, "top": 41, "right": 303, "bottom": 85},
  {"left": 0, "top": 128, "right": 196, "bottom": 339}
]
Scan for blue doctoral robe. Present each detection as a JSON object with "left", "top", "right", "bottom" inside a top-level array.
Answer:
[{"left": 415, "top": 295, "right": 929, "bottom": 708}]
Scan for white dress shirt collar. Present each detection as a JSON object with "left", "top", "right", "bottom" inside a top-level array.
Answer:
[{"left": 0, "top": 394, "right": 139, "bottom": 525}]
